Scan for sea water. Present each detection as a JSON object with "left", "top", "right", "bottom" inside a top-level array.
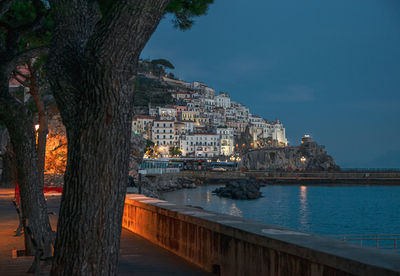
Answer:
[{"left": 163, "top": 185, "right": 400, "bottom": 236}]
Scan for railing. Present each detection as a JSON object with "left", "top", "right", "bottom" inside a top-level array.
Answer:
[
  {"left": 341, "top": 168, "right": 400, "bottom": 172},
  {"left": 327, "top": 234, "right": 400, "bottom": 250},
  {"left": 139, "top": 168, "right": 180, "bottom": 175}
]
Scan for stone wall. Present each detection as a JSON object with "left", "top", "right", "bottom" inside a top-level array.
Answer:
[{"left": 123, "top": 194, "right": 400, "bottom": 276}]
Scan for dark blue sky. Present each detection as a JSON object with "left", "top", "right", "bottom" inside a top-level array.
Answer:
[{"left": 141, "top": 0, "right": 400, "bottom": 168}]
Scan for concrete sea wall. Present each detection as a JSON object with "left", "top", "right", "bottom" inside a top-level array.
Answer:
[
  {"left": 122, "top": 194, "right": 400, "bottom": 276},
  {"left": 174, "top": 171, "right": 400, "bottom": 185}
]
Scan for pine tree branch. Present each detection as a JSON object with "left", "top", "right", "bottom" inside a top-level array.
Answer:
[
  {"left": 7, "top": 46, "right": 48, "bottom": 76},
  {"left": 13, "top": 0, "right": 47, "bottom": 37},
  {"left": 0, "top": 0, "right": 15, "bottom": 18}
]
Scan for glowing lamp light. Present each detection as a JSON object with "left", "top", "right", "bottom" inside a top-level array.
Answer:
[
  {"left": 300, "top": 156, "right": 307, "bottom": 163},
  {"left": 230, "top": 156, "right": 235, "bottom": 162},
  {"left": 35, "top": 124, "right": 40, "bottom": 131}
]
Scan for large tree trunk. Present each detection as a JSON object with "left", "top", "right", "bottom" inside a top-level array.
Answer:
[
  {"left": 0, "top": 81, "right": 53, "bottom": 256},
  {"left": 48, "top": 1, "right": 170, "bottom": 274},
  {"left": 51, "top": 77, "right": 133, "bottom": 275}
]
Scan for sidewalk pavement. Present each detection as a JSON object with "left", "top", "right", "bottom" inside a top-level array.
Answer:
[{"left": 0, "top": 189, "right": 210, "bottom": 275}]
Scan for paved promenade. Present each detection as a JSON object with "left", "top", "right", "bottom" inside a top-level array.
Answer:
[{"left": 0, "top": 189, "right": 210, "bottom": 275}]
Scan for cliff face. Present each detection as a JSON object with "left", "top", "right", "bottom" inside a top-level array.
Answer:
[{"left": 241, "top": 142, "right": 339, "bottom": 171}]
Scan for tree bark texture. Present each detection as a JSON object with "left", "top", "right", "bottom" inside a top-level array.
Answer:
[
  {"left": 0, "top": 77, "right": 53, "bottom": 255},
  {"left": 48, "top": 1, "right": 169, "bottom": 274},
  {"left": 0, "top": 131, "right": 18, "bottom": 187},
  {"left": 27, "top": 64, "right": 49, "bottom": 187},
  {"left": 13, "top": 62, "right": 50, "bottom": 186}
]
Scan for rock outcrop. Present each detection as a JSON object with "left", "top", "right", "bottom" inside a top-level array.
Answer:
[
  {"left": 212, "top": 178, "right": 262, "bottom": 200},
  {"left": 129, "top": 174, "right": 200, "bottom": 198},
  {"left": 241, "top": 140, "right": 339, "bottom": 171}
]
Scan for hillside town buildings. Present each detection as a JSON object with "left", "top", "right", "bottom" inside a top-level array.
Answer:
[{"left": 133, "top": 72, "right": 289, "bottom": 158}]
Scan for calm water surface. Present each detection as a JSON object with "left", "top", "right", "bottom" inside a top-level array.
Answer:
[{"left": 163, "top": 185, "right": 400, "bottom": 236}]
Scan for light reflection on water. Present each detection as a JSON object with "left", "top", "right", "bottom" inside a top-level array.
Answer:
[
  {"left": 299, "top": 185, "right": 309, "bottom": 232},
  {"left": 162, "top": 185, "right": 400, "bottom": 236}
]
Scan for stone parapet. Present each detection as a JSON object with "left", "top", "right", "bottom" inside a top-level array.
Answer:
[{"left": 123, "top": 194, "right": 400, "bottom": 276}]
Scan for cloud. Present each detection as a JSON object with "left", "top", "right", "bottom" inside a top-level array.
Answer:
[{"left": 264, "top": 85, "right": 317, "bottom": 102}]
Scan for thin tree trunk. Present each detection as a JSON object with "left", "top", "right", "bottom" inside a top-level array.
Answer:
[
  {"left": 0, "top": 80, "right": 53, "bottom": 256},
  {"left": 29, "top": 76, "right": 48, "bottom": 186}
]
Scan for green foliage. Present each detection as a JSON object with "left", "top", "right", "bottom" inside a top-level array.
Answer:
[
  {"left": 134, "top": 76, "right": 174, "bottom": 107},
  {"left": 166, "top": 0, "right": 214, "bottom": 30},
  {"left": 169, "top": 146, "right": 182, "bottom": 157},
  {"left": 97, "top": 0, "right": 214, "bottom": 30},
  {"left": 151, "top": 58, "right": 175, "bottom": 69},
  {"left": 146, "top": 139, "right": 155, "bottom": 148},
  {"left": 0, "top": 0, "right": 52, "bottom": 50},
  {"left": 2, "top": 0, "right": 37, "bottom": 26}
]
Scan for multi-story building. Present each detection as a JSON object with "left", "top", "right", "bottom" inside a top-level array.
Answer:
[
  {"left": 175, "top": 105, "right": 187, "bottom": 115},
  {"left": 226, "top": 121, "right": 248, "bottom": 136},
  {"left": 224, "top": 107, "right": 236, "bottom": 122},
  {"left": 215, "top": 93, "right": 231, "bottom": 109},
  {"left": 264, "top": 120, "right": 288, "bottom": 146},
  {"left": 180, "top": 133, "right": 220, "bottom": 157},
  {"left": 132, "top": 115, "right": 156, "bottom": 139},
  {"left": 234, "top": 103, "right": 250, "bottom": 123},
  {"left": 175, "top": 92, "right": 192, "bottom": 100},
  {"left": 217, "top": 127, "right": 234, "bottom": 156},
  {"left": 158, "top": 107, "right": 176, "bottom": 119},
  {"left": 151, "top": 120, "right": 175, "bottom": 147},
  {"left": 179, "top": 110, "right": 199, "bottom": 121},
  {"left": 202, "top": 98, "right": 216, "bottom": 111},
  {"left": 194, "top": 117, "right": 209, "bottom": 127},
  {"left": 249, "top": 115, "right": 267, "bottom": 139}
]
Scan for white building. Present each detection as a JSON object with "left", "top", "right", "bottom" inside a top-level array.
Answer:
[
  {"left": 264, "top": 120, "right": 288, "bottom": 146},
  {"left": 217, "top": 127, "right": 234, "bottom": 156},
  {"left": 234, "top": 103, "right": 250, "bottom": 123},
  {"left": 249, "top": 115, "right": 267, "bottom": 139},
  {"left": 202, "top": 98, "right": 216, "bottom": 111},
  {"left": 180, "top": 133, "right": 220, "bottom": 157},
  {"left": 152, "top": 120, "right": 175, "bottom": 147},
  {"left": 215, "top": 93, "right": 231, "bottom": 109}
]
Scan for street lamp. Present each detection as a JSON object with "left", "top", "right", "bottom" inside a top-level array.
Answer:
[{"left": 300, "top": 156, "right": 306, "bottom": 163}]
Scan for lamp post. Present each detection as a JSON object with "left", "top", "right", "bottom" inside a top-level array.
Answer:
[{"left": 235, "top": 156, "right": 241, "bottom": 170}]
